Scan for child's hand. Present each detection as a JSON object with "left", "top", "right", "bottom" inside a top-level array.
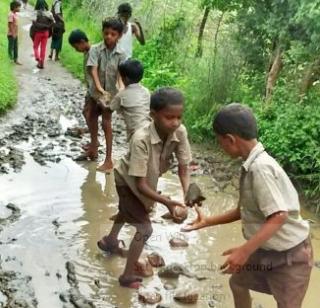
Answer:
[
  {"left": 220, "top": 246, "right": 250, "bottom": 274},
  {"left": 97, "top": 87, "right": 105, "bottom": 95},
  {"left": 180, "top": 205, "right": 207, "bottom": 232},
  {"left": 164, "top": 198, "right": 185, "bottom": 214}
]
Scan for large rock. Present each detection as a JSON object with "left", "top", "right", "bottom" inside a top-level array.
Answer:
[
  {"left": 172, "top": 206, "right": 188, "bottom": 224},
  {"left": 147, "top": 252, "right": 165, "bottom": 267},
  {"left": 134, "top": 257, "right": 154, "bottom": 277},
  {"left": 158, "top": 263, "right": 194, "bottom": 279},
  {"left": 174, "top": 288, "right": 199, "bottom": 304},
  {"left": 138, "top": 289, "right": 162, "bottom": 304},
  {"left": 169, "top": 236, "right": 189, "bottom": 248},
  {"left": 161, "top": 207, "right": 188, "bottom": 224},
  {"left": 185, "top": 183, "right": 206, "bottom": 207}
]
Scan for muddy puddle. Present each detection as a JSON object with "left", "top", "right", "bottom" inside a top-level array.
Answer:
[{"left": 0, "top": 6, "right": 319, "bottom": 308}]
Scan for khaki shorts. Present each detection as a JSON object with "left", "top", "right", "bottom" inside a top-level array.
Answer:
[
  {"left": 230, "top": 238, "right": 313, "bottom": 308},
  {"left": 116, "top": 185, "right": 151, "bottom": 227},
  {"left": 84, "top": 91, "right": 112, "bottom": 114}
]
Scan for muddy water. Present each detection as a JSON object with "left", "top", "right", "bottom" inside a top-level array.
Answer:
[{"left": 0, "top": 7, "right": 319, "bottom": 308}]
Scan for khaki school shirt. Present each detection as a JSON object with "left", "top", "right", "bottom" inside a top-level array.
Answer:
[
  {"left": 109, "top": 83, "right": 151, "bottom": 140},
  {"left": 115, "top": 122, "right": 192, "bottom": 212},
  {"left": 239, "top": 142, "right": 310, "bottom": 251},
  {"left": 86, "top": 42, "right": 126, "bottom": 97}
]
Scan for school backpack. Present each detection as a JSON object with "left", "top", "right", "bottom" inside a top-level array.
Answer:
[{"left": 33, "top": 10, "right": 54, "bottom": 33}]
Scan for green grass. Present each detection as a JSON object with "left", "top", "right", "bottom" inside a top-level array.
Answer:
[{"left": 0, "top": 0, "right": 18, "bottom": 113}]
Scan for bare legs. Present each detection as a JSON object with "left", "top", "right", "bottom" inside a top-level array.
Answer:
[{"left": 97, "top": 110, "right": 113, "bottom": 172}]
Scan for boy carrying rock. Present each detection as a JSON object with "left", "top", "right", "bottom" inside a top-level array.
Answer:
[
  {"left": 85, "top": 18, "right": 126, "bottom": 171},
  {"left": 98, "top": 88, "right": 192, "bottom": 288},
  {"left": 183, "top": 103, "right": 313, "bottom": 308},
  {"left": 108, "top": 58, "right": 151, "bottom": 140}
]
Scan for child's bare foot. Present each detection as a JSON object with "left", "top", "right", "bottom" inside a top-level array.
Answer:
[
  {"left": 119, "top": 275, "right": 142, "bottom": 289},
  {"left": 97, "top": 160, "right": 113, "bottom": 173}
]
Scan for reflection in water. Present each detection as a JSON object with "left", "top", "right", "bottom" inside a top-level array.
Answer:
[{"left": 0, "top": 156, "right": 319, "bottom": 307}]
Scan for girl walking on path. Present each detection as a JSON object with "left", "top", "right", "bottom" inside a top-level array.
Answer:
[
  {"left": 49, "top": 0, "right": 65, "bottom": 61},
  {"left": 32, "top": 0, "right": 54, "bottom": 69}
]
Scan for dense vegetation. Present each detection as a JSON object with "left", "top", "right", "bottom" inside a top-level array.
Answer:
[
  {"left": 0, "top": 0, "right": 18, "bottom": 113},
  {"left": 38, "top": 0, "right": 320, "bottom": 205}
]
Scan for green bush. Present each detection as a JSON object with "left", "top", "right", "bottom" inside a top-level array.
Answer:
[
  {"left": 59, "top": 2, "right": 320, "bottom": 201},
  {"left": 0, "top": 0, "right": 18, "bottom": 113}
]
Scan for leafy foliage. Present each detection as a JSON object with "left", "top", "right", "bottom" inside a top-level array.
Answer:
[
  {"left": 58, "top": 0, "right": 320, "bottom": 201},
  {"left": 0, "top": 0, "right": 18, "bottom": 113}
]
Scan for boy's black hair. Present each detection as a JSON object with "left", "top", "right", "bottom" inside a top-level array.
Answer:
[
  {"left": 34, "top": 0, "right": 48, "bottom": 10},
  {"left": 213, "top": 103, "right": 258, "bottom": 140},
  {"left": 10, "top": 0, "right": 21, "bottom": 11},
  {"left": 118, "top": 3, "right": 132, "bottom": 15},
  {"left": 102, "top": 17, "right": 124, "bottom": 34},
  {"left": 68, "top": 29, "right": 89, "bottom": 45},
  {"left": 150, "top": 87, "right": 184, "bottom": 111},
  {"left": 118, "top": 59, "right": 144, "bottom": 84}
]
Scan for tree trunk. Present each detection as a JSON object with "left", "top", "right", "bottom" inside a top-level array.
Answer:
[
  {"left": 300, "top": 58, "right": 320, "bottom": 95},
  {"left": 196, "top": 6, "right": 210, "bottom": 58},
  {"left": 212, "top": 12, "right": 224, "bottom": 69},
  {"left": 265, "top": 45, "right": 283, "bottom": 101}
]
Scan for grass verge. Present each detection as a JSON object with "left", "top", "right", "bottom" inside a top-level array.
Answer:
[{"left": 0, "top": 0, "right": 18, "bottom": 113}]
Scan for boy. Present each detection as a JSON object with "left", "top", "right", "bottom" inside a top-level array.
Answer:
[
  {"left": 182, "top": 103, "right": 313, "bottom": 308},
  {"left": 68, "top": 29, "right": 98, "bottom": 159},
  {"left": 7, "top": 1, "right": 21, "bottom": 65},
  {"left": 108, "top": 59, "right": 151, "bottom": 140},
  {"left": 97, "top": 87, "right": 192, "bottom": 288},
  {"left": 87, "top": 18, "right": 126, "bottom": 172},
  {"left": 49, "top": 0, "right": 64, "bottom": 61},
  {"left": 117, "top": 2, "right": 145, "bottom": 59}
]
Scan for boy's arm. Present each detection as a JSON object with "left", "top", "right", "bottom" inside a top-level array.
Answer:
[
  {"left": 108, "top": 94, "right": 121, "bottom": 112},
  {"left": 116, "top": 73, "right": 125, "bottom": 91},
  {"left": 178, "top": 164, "right": 189, "bottom": 196},
  {"left": 221, "top": 211, "right": 287, "bottom": 274},
  {"left": 8, "top": 22, "right": 15, "bottom": 37},
  {"left": 181, "top": 205, "right": 241, "bottom": 232},
  {"left": 175, "top": 125, "right": 192, "bottom": 196},
  {"left": 87, "top": 46, "right": 104, "bottom": 94},
  {"left": 132, "top": 21, "right": 145, "bottom": 45},
  {"left": 91, "top": 66, "right": 104, "bottom": 94},
  {"left": 136, "top": 177, "right": 184, "bottom": 213}
]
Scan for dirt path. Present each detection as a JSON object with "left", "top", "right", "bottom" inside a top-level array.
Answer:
[{"left": 0, "top": 6, "right": 319, "bottom": 308}]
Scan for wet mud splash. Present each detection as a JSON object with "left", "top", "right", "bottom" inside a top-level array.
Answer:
[{"left": 0, "top": 6, "right": 320, "bottom": 308}]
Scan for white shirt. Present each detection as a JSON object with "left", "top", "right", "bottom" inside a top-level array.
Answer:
[{"left": 118, "top": 22, "right": 133, "bottom": 59}]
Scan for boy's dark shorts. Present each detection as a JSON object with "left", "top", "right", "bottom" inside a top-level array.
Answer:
[
  {"left": 84, "top": 92, "right": 112, "bottom": 115},
  {"left": 230, "top": 237, "right": 313, "bottom": 308},
  {"left": 116, "top": 185, "right": 151, "bottom": 227}
]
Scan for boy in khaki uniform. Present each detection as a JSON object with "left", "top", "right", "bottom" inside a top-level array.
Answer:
[
  {"left": 109, "top": 59, "right": 151, "bottom": 140},
  {"left": 98, "top": 87, "right": 192, "bottom": 288},
  {"left": 86, "top": 18, "right": 126, "bottom": 171},
  {"left": 183, "top": 103, "right": 313, "bottom": 308}
]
